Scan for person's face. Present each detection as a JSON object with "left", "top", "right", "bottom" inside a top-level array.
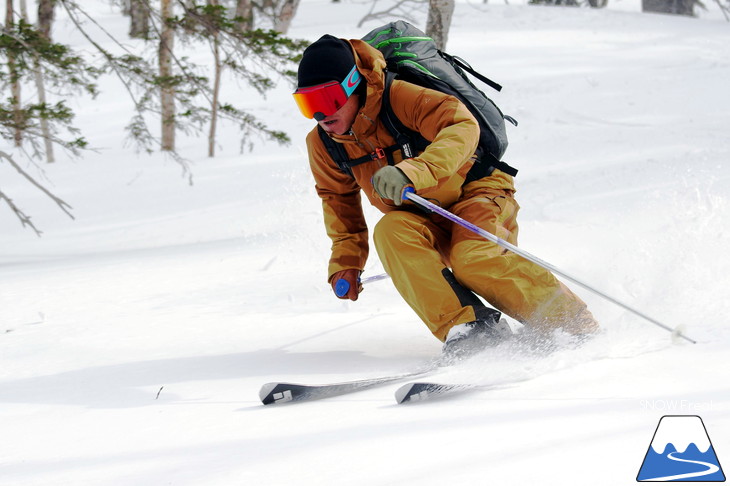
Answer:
[{"left": 317, "top": 94, "right": 360, "bottom": 136}]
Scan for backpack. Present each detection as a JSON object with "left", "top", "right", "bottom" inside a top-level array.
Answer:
[{"left": 319, "top": 20, "right": 518, "bottom": 182}]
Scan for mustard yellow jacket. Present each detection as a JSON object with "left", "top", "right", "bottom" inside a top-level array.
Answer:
[{"left": 305, "top": 39, "right": 515, "bottom": 280}]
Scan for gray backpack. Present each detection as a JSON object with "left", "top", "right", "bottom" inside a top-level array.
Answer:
[{"left": 320, "top": 20, "right": 518, "bottom": 180}]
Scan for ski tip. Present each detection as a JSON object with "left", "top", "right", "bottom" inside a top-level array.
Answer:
[
  {"left": 259, "top": 383, "right": 277, "bottom": 404},
  {"left": 395, "top": 382, "right": 474, "bottom": 404},
  {"left": 259, "top": 383, "right": 294, "bottom": 405},
  {"left": 394, "top": 383, "right": 422, "bottom": 404}
]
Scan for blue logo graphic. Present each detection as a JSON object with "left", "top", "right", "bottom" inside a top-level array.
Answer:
[{"left": 637, "top": 415, "right": 725, "bottom": 482}]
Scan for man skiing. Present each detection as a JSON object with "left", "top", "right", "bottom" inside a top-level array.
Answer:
[{"left": 293, "top": 34, "right": 599, "bottom": 357}]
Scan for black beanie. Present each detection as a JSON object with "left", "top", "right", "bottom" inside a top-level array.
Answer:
[{"left": 297, "top": 35, "right": 356, "bottom": 88}]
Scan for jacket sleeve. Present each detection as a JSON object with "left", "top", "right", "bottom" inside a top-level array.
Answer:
[
  {"left": 306, "top": 129, "right": 369, "bottom": 281},
  {"left": 388, "top": 81, "right": 480, "bottom": 192}
]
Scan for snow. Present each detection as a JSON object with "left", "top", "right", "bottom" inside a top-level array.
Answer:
[
  {"left": 651, "top": 416, "right": 712, "bottom": 453},
  {"left": 1, "top": 1, "right": 729, "bottom": 484}
]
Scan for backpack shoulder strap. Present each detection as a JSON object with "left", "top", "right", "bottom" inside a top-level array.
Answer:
[
  {"left": 383, "top": 70, "right": 518, "bottom": 180},
  {"left": 317, "top": 73, "right": 408, "bottom": 176},
  {"left": 318, "top": 124, "right": 402, "bottom": 177},
  {"left": 380, "top": 70, "right": 430, "bottom": 160},
  {"left": 318, "top": 126, "right": 354, "bottom": 178}
]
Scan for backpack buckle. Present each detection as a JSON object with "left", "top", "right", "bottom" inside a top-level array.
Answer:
[{"left": 371, "top": 147, "right": 386, "bottom": 160}]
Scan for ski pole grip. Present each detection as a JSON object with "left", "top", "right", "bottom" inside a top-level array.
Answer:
[{"left": 334, "top": 278, "right": 350, "bottom": 298}]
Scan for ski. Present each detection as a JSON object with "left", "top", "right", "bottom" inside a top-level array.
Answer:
[
  {"left": 259, "top": 368, "right": 435, "bottom": 405},
  {"left": 394, "top": 382, "right": 475, "bottom": 404},
  {"left": 395, "top": 381, "right": 506, "bottom": 404}
]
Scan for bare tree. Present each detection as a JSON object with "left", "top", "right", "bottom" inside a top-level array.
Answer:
[
  {"left": 426, "top": 0, "right": 454, "bottom": 50},
  {"left": 159, "top": 0, "right": 175, "bottom": 151}
]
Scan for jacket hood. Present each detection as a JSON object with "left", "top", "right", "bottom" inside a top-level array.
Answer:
[{"left": 329, "top": 39, "right": 387, "bottom": 143}]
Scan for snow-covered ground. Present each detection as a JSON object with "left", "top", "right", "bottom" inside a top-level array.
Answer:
[{"left": 1, "top": 1, "right": 729, "bottom": 484}]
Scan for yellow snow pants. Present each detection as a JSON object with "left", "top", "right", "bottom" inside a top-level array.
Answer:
[{"left": 373, "top": 186, "right": 599, "bottom": 342}]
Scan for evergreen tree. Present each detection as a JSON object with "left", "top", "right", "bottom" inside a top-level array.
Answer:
[
  {"left": 59, "top": 0, "right": 306, "bottom": 168},
  {"left": 1, "top": 7, "right": 99, "bottom": 157}
]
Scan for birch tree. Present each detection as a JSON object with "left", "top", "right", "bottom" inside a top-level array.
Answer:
[
  {"left": 20, "top": 0, "right": 55, "bottom": 162},
  {"left": 273, "top": 0, "right": 300, "bottom": 34},
  {"left": 5, "top": 0, "right": 22, "bottom": 147},
  {"left": 235, "top": 0, "right": 254, "bottom": 31},
  {"left": 159, "top": 0, "right": 175, "bottom": 151},
  {"left": 129, "top": 0, "right": 151, "bottom": 38},
  {"left": 426, "top": 0, "right": 454, "bottom": 50},
  {"left": 38, "top": 0, "right": 56, "bottom": 38},
  {"left": 207, "top": 0, "right": 222, "bottom": 157}
]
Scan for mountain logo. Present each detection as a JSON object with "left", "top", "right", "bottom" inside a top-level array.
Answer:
[{"left": 637, "top": 415, "right": 725, "bottom": 482}]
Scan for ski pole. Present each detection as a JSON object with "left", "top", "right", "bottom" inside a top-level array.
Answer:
[
  {"left": 403, "top": 189, "right": 696, "bottom": 344},
  {"left": 335, "top": 273, "right": 390, "bottom": 298}
]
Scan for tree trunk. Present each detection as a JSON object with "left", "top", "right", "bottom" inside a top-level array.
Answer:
[
  {"left": 129, "top": 0, "right": 150, "bottom": 39},
  {"left": 235, "top": 0, "right": 254, "bottom": 32},
  {"left": 642, "top": 0, "right": 695, "bottom": 15},
  {"left": 24, "top": 0, "right": 55, "bottom": 162},
  {"left": 426, "top": 0, "right": 455, "bottom": 51},
  {"left": 120, "top": 0, "right": 131, "bottom": 16},
  {"left": 159, "top": 0, "right": 175, "bottom": 152},
  {"left": 6, "top": 0, "right": 23, "bottom": 148},
  {"left": 208, "top": 0, "right": 221, "bottom": 158},
  {"left": 273, "top": 0, "right": 300, "bottom": 34},
  {"left": 38, "top": 0, "right": 56, "bottom": 39}
]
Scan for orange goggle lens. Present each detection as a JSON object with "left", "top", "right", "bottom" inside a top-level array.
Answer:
[{"left": 292, "top": 82, "right": 348, "bottom": 121}]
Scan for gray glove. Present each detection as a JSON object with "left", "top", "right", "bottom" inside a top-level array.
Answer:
[{"left": 372, "top": 166, "right": 413, "bottom": 206}]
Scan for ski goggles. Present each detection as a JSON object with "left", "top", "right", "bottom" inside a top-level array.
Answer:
[{"left": 293, "top": 65, "right": 362, "bottom": 121}]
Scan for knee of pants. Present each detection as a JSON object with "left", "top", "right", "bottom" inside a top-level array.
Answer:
[
  {"left": 450, "top": 241, "right": 508, "bottom": 282},
  {"left": 373, "top": 211, "right": 425, "bottom": 249}
]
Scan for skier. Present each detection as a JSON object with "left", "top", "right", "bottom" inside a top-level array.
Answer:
[{"left": 293, "top": 34, "right": 599, "bottom": 357}]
